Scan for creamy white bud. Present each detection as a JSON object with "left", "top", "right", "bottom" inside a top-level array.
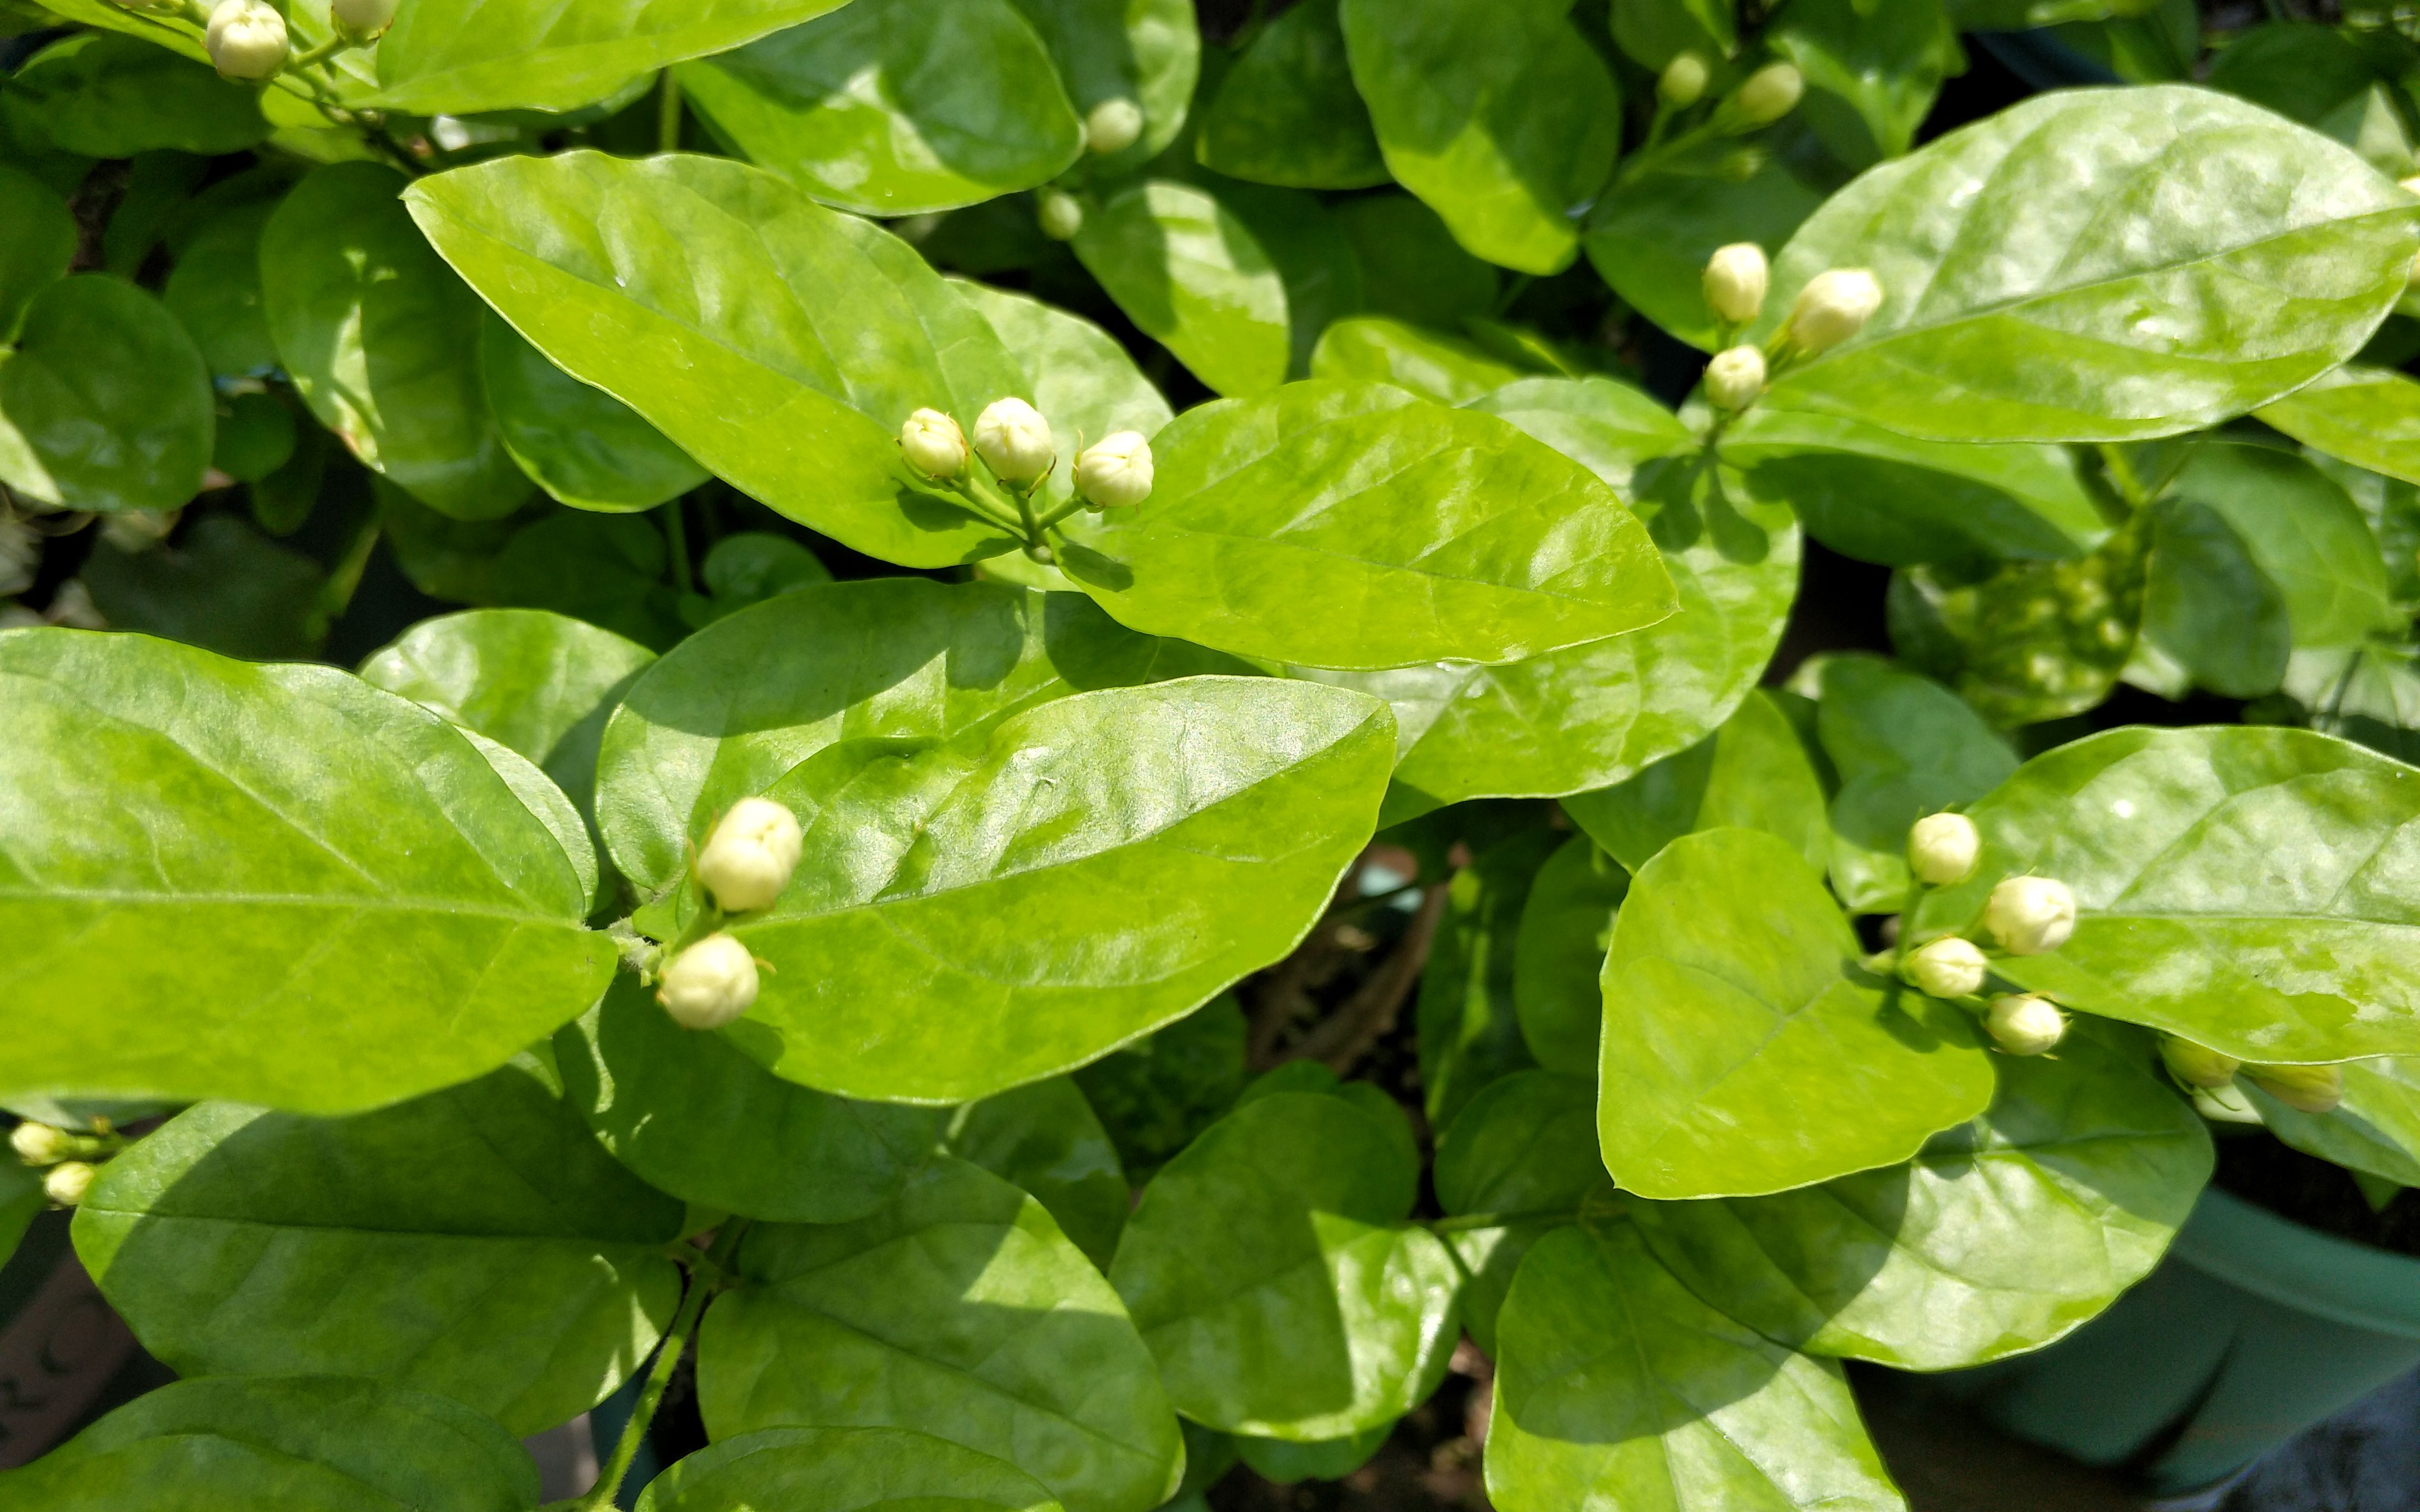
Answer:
[
  {"left": 1984, "top": 875, "right": 2076, "bottom": 956},
  {"left": 1906, "top": 813, "right": 1980, "bottom": 886},
  {"left": 1906, "top": 937, "right": 1988, "bottom": 1000},
  {"left": 2160, "top": 1037, "right": 2241, "bottom": 1089},
  {"left": 1704, "top": 346, "right": 1766, "bottom": 411},
  {"left": 43, "top": 1161, "right": 95, "bottom": 1206},
  {"left": 330, "top": 0, "right": 399, "bottom": 35},
  {"left": 973, "top": 397, "right": 1055, "bottom": 486},
  {"left": 2245, "top": 1062, "right": 2344, "bottom": 1115},
  {"left": 1731, "top": 62, "right": 1802, "bottom": 127},
  {"left": 657, "top": 933, "right": 759, "bottom": 1030},
  {"left": 1658, "top": 52, "right": 1709, "bottom": 110},
  {"left": 1986, "top": 994, "right": 2066, "bottom": 1056},
  {"left": 1788, "top": 269, "right": 1883, "bottom": 354},
  {"left": 695, "top": 796, "right": 802, "bottom": 913},
  {"left": 899, "top": 408, "right": 969, "bottom": 480},
  {"left": 10, "top": 1121, "right": 71, "bottom": 1166},
  {"left": 205, "top": 0, "right": 288, "bottom": 80},
  {"left": 1073, "top": 430, "right": 1154, "bottom": 508},
  {"left": 1702, "top": 243, "right": 1768, "bottom": 326},
  {"left": 1085, "top": 98, "right": 1145, "bottom": 155},
  {"left": 1037, "top": 188, "right": 1084, "bottom": 242}
]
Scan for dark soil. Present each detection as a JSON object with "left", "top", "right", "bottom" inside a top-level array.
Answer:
[{"left": 2213, "top": 1130, "right": 2420, "bottom": 1257}]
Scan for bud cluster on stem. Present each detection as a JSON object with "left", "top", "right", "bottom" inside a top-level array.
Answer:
[{"left": 898, "top": 398, "right": 1155, "bottom": 553}]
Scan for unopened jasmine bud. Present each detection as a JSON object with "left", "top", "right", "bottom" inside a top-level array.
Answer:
[
  {"left": 1787, "top": 268, "right": 1883, "bottom": 354},
  {"left": 1986, "top": 994, "right": 2066, "bottom": 1056},
  {"left": 1658, "top": 51, "right": 1709, "bottom": 110},
  {"left": 1906, "top": 936, "right": 1988, "bottom": 1000},
  {"left": 1704, "top": 346, "right": 1766, "bottom": 411},
  {"left": 1085, "top": 99, "right": 1145, "bottom": 155},
  {"left": 2245, "top": 1062, "right": 2344, "bottom": 1115},
  {"left": 205, "top": 0, "right": 288, "bottom": 79},
  {"left": 657, "top": 933, "right": 759, "bottom": 1030},
  {"left": 43, "top": 1161, "right": 95, "bottom": 1207},
  {"left": 330, "top": 0, "right": 399, "bottom": 36},
  {"left": 1985, "top": 875, "right": 2076, "bottom": 956},
  {"left": 1730, "top": 62, "right": 1802, "bottom": 128},
  {"left": 1037, "top": 188, "right": 1084, "bottom": 242},
  {"left": 2161, "top": 1037, "right": 2241, "bottom": 1089},
  {"left": 1907, "top": 813, "right": 1980, "bottom": 886},
  {"left": 973, "top": 397, "right": 1055, "bottom": 486},
  {"left": 899, "top": 408, "right": 969, "bottom": 480},
  {"left": 10, "top": 1122, "right": 72, "bottom": 1166},
  {"left": 1702, "top": 243, "right": 1768, "bottom": 325},
  {"left": 695, "top": 796, "right": 802, "bottom": 913},
  {"left": 1073, "top": 430, "right": 1154, "bottom": 508}
]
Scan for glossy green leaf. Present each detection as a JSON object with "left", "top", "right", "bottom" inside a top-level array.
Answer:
[
  {"left": 372, "top": 0, "right": 852, "bottom": 115},
  {"left": 75, "top": 1060, "right": 686, "bottom": 1435},
  {"left": 80, "top": 514, "right": 327, "bottom": 661},
  {"left": 1233, "top": 1424, "right": 1390, "bottom": 1484},
  {"left": 1417, "top": 821, "right": 1555, "bottom": 1125},
  {"left": 1755, "top": 87, "right": 2420, "bottom": 442},
  {"left": 2286, "top": 644, "right": 2420, "bottom": 766},
  {"left": 2166, "top": 441, "right": 2396, "bottom": 648},
  {"left": 641, "top": 1427, "right": 1065, "bottom": 1512},
  {"left": 1058, "top": 380, "right": 1676, "bottom": 670},
  {"left": 1196, "top": 0, "right": 1386, "bottom": 190},
  {"left": 0, "top": 275, "right": 212, "bottom": 514},
  {"left": 1485, "top": 1223, "right": 1904, "bottom": 1512},
  {"left": 676, "top": 0, "right": 1082, "bottom": 216},
  {"left": 1332, "top": 194, "right": 1498, "bottom": 329},
  {"left": 1308, "top": 316, "right": 1531, "bottom": 405},
  {"left": 1600, "top": 828, "right": 1996, "bottom": 1199},
  {"left": 481, "top": 314, "right": 708, "bottom": 514},
  {"left": 406, "top": 150, "right": 1028, "bottom": 566},
  {"left": 701, "top": 1157, "right": 1183, "bottom": 1512},
  {"left": 1110, "top": 1091, "right": 1462, "bottom": 1440},
  {"left": 2204, "top": 20, "right": 2379, "bottom": 130},
  {"left": 1583, "top": 148, "right": 1825, "bottom": 352},
  {"left": 1768, "top": 0, "right": 1964, "bottom": 167},
  {"left": 1625, "top": 1021, "right": 2212, "bottom": 1369},
  {"left": 1206, "top": 179, "right": 1365, "bottom": 380},
  {"left": 1070, "top": 996, "right": 1248, "bottom": 1180},
  {"left": 2136, "top": 495, "right": 2291, "bottom": 699},
  {"left": 0, "top": 1377, "right": 540, "bottom": 1511},
  {"left": 1563, "top": 691, "right": 1831, "bottom": 875},
  {"left": 948, "top": 1076, "right": 1129, "bottom": 1268},
  {"left": 2248, "top": 1056, "right": 2420, "bottom": 1189},
  {"left": 1433, "top": 1068, "right": 1604, "bottom": 1353},
  {"left": 953, "top": 278, "right": 1172, "bottom": 518},
  {"left": 163, "top": 200, "right": 278, "bottom": 378},
  {"left": 2258, "top": 364, "right": 2420, "bottom": 489},
  {"left": 1006, "top": 0, "right": 1199, "bottom": 173},
  {"left": 0, "top": 164, "right": 72, "bottom": 342},
  {"left": 492, "top": 511, "right": 688, "bottom": 652},
  {"left": 264, "top": 164, "right": 530, "bottom": 522},
  {"left": 8, "top": 33, "right": 268, "bottom": 158},
  {"left": 1915, "top": 725, "right": 2420, "bottom": 1064},
  {"left": 1512, "top": 835, "right": 1628, "bottom": 1074},
  {"left": 0, "top": 628, "right": 615, "bottom": 1113},
  {"left": 1071, "top": 179, "right": 1290, "bottom": 398},
  {"left": 1338, "top": 0, "right": 1619, "bottom": 275},
  {"left": 1609, "top": 0, "right": 1735, "bottom": 69}
]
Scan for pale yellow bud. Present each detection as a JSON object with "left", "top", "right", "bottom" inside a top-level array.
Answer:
[
  {"left": 10, "top": 1122, "right": 72, "bottom": 1166},
  {"left": 1704, "top": 346, "right": 1766, "bottom": 411},
  {"left": 2160, "top": 1037, "right": 2240, "bottom": 1089},
  {"left": 899, "top": 408, "right": 969, "bottom": 480},
  {"left": 1907, "top": 813, "right": 1980, "bottom": 886},
  {"left": 1906, "top": 937, "right": 1988, "bottom": 1000},
  {"left": 696, "top": 796, "right": 802, "bottom": 913},
  {"left": 1658, "top": 52, "right": 1710, "bottom": 110},
  {"left": 330, "top": 0, "right": 399, "bottom": 35},
  {"left": 1986, "top": 994, "right": 2066, "bottom": 1056},
  {"left": 43, "top": 1161, "right": 95, "bottom": 1206},
  {"left": 1037, "top": 188, "right": 1084, "bottom": 242},
  {"left": 1788, "top": 269, "right": 1884, "bottom": 355},
  {"left": 1086, "top": 99, "right": 1145, "bottom": 155},
  {"left": 1073, "top": 431, "right": 1154, "bottom": 508},
  {"left": 973, "top": 398, "right": 1055, "bottom": 486},
  {"left": 1731, "top": 63, "right": 1802, "bottom": 127},
  {"left": 1984, "top": 875, "right": 2076, "bottom": 956},
  {"left": 1702, "top": 243, "right": 1769, "bottom": 325},
  {"left": 204, "top": 0, "right": 288, "bottom": 80},
  {"left": 657, "top": 933, "right": 759, "bottom": 1030},
  {"left": 2245, "top": 1062, "right": 2344, "bottom": 1115}
]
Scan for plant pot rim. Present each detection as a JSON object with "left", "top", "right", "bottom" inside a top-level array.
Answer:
[{"left": 2173, "top": 1185, "right": 2420, "bottom": 1340}]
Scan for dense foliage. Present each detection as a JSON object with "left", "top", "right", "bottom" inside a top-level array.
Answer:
[{"left": 6, "top": 1, "right": 2420, "bottom": 1508}]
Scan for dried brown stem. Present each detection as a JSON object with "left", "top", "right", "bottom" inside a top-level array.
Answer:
[{"left": 1289, "top": 880, "right": 1451, "bottom": 1076}]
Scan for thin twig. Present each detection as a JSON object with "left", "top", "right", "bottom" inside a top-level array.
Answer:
[
  {"left": 1247, "top": 853, "right": 1373, "bottom": 1068},
  {"left": 1289, "top": 880, "right": 1451, "bottom": 1075}
]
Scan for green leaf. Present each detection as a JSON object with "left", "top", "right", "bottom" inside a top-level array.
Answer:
[
  {"left": 1110, "top": 1091, "right": 1462, "bottom": 1440},
  {"left": 492, "top": 511, "right": 688, "bottom": 651},
  {"left": 1338, "top": 0, "right": 1620, "bottom": 275},
  {"left": 2287, "top": 644, "right": 2420, "bottom": 765},
  {"left": 1308, "top": 316, "right": 1531, "bottom": 406},
  {"left": 558, "top": 976, "right": 944, "bottom": 1223},
  {"left": 1722, "top": 410, "right": 2106, "bottom": 567},
  {"left": 1624, "top": 1020, "right": 2212, "bottom": 1369},
  {"left": 1433, "top": 1068, "right": 1604, "bottom": 1354},
  {"left": 481, "top": 313, "right": 709, "bottom": 514},
  {"left": 80, "top": 514, "right": 327, "bottom": 662},
  {"left": 1057, "top": 380, "right": 1676, "bottom": 670},
  {"left": 264, "top": 164, "right": 531, "bottom": 522},
  {"left": 1768, "top": 0, "right": 1964, "bottom": 167},
  {"left": 948, "top": 1076, "right": 1129, "bottom": 1269},
  {"left": 1203, "top": 178, "right": 1365, "bottom": 381},
  {"left": 75, "top": 1060, "right": 686, "bottom": 1435},
  {"left": 1484, "top": 1223, "right": 1904, "bottom": 1512},
  {"left": 1609, "top": 0, "right": 1735, "bottom": 68},
  {"left": 700, "top": 1157, "right": 1183, "bottom": 1512},
  {"left": 2204, "top": 20, "right": 2379, "bottom": 130},
  {"left": 1599, "top": 827, "right": 1996, "bottom": 1199},
  {"left": 0, "top": 628, "right": 616, "bottom": 1114},
  {"left": 2136, "top": 496, "right": 2291, "bottom": 699},
  {"left": 0, "top": 275, "right": 212, "bottom": 514},
  {"left": 406, "top": 150, "right": 1027, "bottom": 567},
  {"left": 952, "top": 278, "right": 1173, "bottom": 519},
  {"left": 1233, "top": 1424, "right": 1391, "bottom": 1484},
  {"left": 1071, "top": 179, "right": 1291, "bottom": 398},
  {"left": 163, "top": 200, "right": 279, "bottom": 378},
  {"left": 372, "top": 0, "right": 853, "bottom": 114},
  {"left": 1755, "top": 87, "right": 2420, "bottom": 442},
  {"left": 1005, "top": 0, "right": 1199, "bottom": 173},
  {"left": 1332, "top": 194, "right": 1498, "bottom": 329},
  {"left": 0, "top": 1377, "right": 541, "bottom": 1511},
  {"left": 640, "top": 1426, "right": 1065, "bottom": 1512},
  {"left": 375, "top": 478, "right": 530, "bottom": 604},
  {"left": 1562, "top": 690, "right": 1830, "bottom": 874},
  {"left": 1070, "top": 995, "right": 1248, "bottom": 1181},
  {"left": 1416, "top": 820, "right": 1555, "bottom": 1126},
  {"left": 1583, "top": 148, "right": 1825, "bottom": 353},
  {"left": 0, "top": 1159, "right": 40, "bottom": 1272},
  {"left": 2166, "top": 441, "right": 2397, "bottom": 648},
  {"left": 1511, "top": 835, "right": 1628, "bottom": 1074},
  {"left": 1196, "top": 0, "right": 1387, "bottom": 190},
  {"left": 0, "top": 164, "right": 73, "bottom": 342},
  {"left": 676, "top": 0, "right": 1083, "bottom": 217},
  {"left": 1914, "top": 725, "right": 2420, "bottom": 1064},
  {"left": 2247, "top": 1056, "right": 2420, "bottom": 1189},
  {"left": 7, "top": 33, "right": 268, "bottom": 157},
  {"left": 2258, "top": 365, "right": 2420, "bottom": 490}
]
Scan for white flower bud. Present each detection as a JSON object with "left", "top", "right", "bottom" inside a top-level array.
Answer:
[
  {"left": 2245, "top": 1062, "right": 2344, "bottom": 1115},
  {"left": 1984, "top": 875, "right": 2076, "bottom": 956},
  {"left": 1037, "top": 188, "right": 1084, "bottom": 242},
  {"left": 1658, "top": 52, "right": 1709, "bottom": 110},
  {"left": 2160, "top": 1037, "right": 2241, "bottom": 1090},
  {"left": 1986, "top": 994, "right": 2066, "bottom": 1056},
  {"left": 695, "top": 796, "right": 802, "bottom": 913},
  {"left": 1702, "top": 243, "right": 1768, "bottom": 326},
  {"left": 43, "top": 1161, "right": 95, "bottom": 1206},
  {"left": 1906, "top": 812, "right": 1980, "bottom": 886},
  {"left": 205, "top": 0, "right": 288, "bottom": 80},
  {"left": 330, "top": 0, "right": 399, "bottom": 35},
  {"left": 1731, "top": 63, "right": 1803, "bottom": 127},
  {"left": 899, "top": 408, "right": 969, "bottom": 480},
  {"left": 1704, "top": 346, "right": 1766, "bottom": 411},
  {"left": 1906, "top": 936, "right": 1988, "bottom": 1000},
  {"left": 10, "top": 1121, "right": 72, "bottom": 1166},
  {"left": 1085, "top": 99, "right": 1145, "bottom": 155},
  {"left": 657, "top": 933, "right": 759, "bottom": 1030},
  {"left": 973, "top": 397, "right": 1055, "bottom": 486},
  {"left": 1787, "top": 268, "right": 1884, "bottom": 355},
  {"left": 1072, "top": 430, "right": 1154, "bottom": 508}
]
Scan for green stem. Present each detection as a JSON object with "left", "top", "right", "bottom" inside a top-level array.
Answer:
[
  {"left": 2095, "top": 443, "right": 2147, "bottom": 509},
  {"left": 658, "top": 69, "right": 684, "bottom": 155},
  {"left": 285, "top": 33, "right": 357, "bottom": 71},
  {"left": 1889, "top": 877, "right": 1925, "bottom": 978},
  {"left": 1426, "top": 1206, "right": 1580, "bottom": 1235},
  {"left": 585, "top": 1222, "right": 749, "bottom": 1511},
  {"left": 319, "top": 520, "right": 381, "bottom": 626},
  {"left": 945, "top": 472, "right": 1031, "bottom": 536},
  {"left": 1031, "top": 492, "right": 1092, "bottom": 534},
  {"left": 661, "top": 499, "right": 693, "bottom": 594}
]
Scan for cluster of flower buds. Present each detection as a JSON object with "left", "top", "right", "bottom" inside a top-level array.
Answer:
[
  {"left": 205, "top": 0, "right": 288, "bottom": 79},
  {"left": 12, "top": 1120, "right": 113, "bottom": 1207},
  {"left": 1653, "top": 53, "right": 1799, "bottom": 129},
  {"left": 2160, "top": 1038, "right": 2343, "bottom": 1114},
  {"left": 1700, "top": 243, "right": 1770, "bottom": 411},
  {"left": 1895, "top": 814, "right": 2079, "bottom": 1055},
  {"left": 898, "top": 401, "right": 1153, "bottom": 510}
]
